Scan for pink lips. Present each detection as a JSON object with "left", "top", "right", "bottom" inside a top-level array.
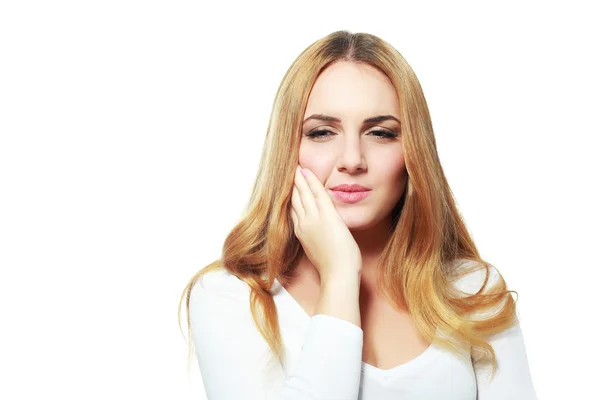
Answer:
[
  {"left": 329, "top": 184, "right": 371, "bottom": 204},
  {"left": 331, "top": 190, "right": 370, "bottom": 203}
]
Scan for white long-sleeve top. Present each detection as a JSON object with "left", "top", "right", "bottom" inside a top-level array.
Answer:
[{"left": 188, "top": 263, "right": 537, "bottom": 399}]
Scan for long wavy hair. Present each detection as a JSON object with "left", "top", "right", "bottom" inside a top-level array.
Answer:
[{"left": 178, "top": 30, "right": 518, "bottom": 381}]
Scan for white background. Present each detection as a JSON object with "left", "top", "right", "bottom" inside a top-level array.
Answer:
[{"left": 1, "top": 1, "right": 598, "bottom": 399}]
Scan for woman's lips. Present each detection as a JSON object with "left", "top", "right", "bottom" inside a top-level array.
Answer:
[{"left": 331, "top": 190, "right": 371, "bottom": 204}]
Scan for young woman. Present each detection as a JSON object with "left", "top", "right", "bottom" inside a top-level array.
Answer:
[{"left": 178, "top": 30, "right": 537, "bottom": 399}]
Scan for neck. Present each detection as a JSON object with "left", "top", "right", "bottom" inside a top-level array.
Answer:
[{"left": 349, "top": 215, "right": 393, "bottom": 267}]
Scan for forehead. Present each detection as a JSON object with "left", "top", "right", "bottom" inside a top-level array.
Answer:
[{"left": 303, "top": 61, "right": 400, "bottom": 120}]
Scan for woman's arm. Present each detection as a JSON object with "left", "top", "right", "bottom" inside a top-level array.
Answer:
[
  {"left": 474, "top": 315, "right": 538, "bottom": 399},
  {"left": 188, "top": 269, "right": 364, "bottom": 400},
  {"left": 453, "top": 261, "right": 538, "bottom": 399}
]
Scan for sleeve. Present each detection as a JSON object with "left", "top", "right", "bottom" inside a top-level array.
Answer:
[
  {"left": 473, "top": 314, "right": 538, "bottom": 400},
  {"left": 188, "top": 270, "right": 364, "bottom": 400},
  {"left": 453, "top": 261, "right": 538, "bottom": 399}
]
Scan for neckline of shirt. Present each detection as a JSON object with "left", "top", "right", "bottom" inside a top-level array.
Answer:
[{"left": 272, "top": 277, "right": 442, "bottom": 380}]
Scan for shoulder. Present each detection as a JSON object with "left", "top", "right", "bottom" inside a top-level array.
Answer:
[
  {"left": 447, "top": 258, "right": 517, "bottom": 323},
  {"left": 447, "top": 258, "right": 504, "bottom": 297},
  {"left": 189, "top": 268, "right": 253, "bottom": 321},
  {"left": 192, "top": 269, "right": 249, "bottom": 291}
]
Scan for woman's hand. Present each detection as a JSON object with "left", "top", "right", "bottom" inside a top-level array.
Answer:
[{"left": 290, "top": 165, "right": 363, "bottom": 284}]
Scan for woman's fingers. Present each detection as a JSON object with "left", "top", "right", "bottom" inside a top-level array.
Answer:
[
  {"left": 294, "top": 165, "right": 318, "bottom": 216},
  {"left": 290, "top": 207, "right": 299, "bottom": 230},
  {"left": 289, "top": 164, "right": 363, "bottom": 279},
  {"left": 297, "top": 167, "right": 331, "bottom": 213},
  {"left": 291, "top": 185, "right": 304, "bottom": 220}
]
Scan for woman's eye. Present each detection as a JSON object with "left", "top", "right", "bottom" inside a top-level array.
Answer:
[
  {"left": 306, "top": 129, "right": 334, "bottom": 139},
  {"left": 370, "top": 129, "right": 399, "bottom": 139},
  {"left": 306, "top": 129, "right": 398, "bottom": 140}
]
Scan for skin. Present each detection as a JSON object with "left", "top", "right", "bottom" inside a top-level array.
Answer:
[
  {"left": 287, "top": 61, "right": 430, "bottom": 369},
  {"left": 298, "top": 60, "right": 408, "bottom": 282}
]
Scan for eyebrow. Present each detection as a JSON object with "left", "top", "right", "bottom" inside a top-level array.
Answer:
[{"left": 302, "top": 114, "right": 401, "bottom": 125}]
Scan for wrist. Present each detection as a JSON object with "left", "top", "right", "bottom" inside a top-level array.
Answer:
[{"left": 320, "top": 269, "right": 362, "bottom": 291}]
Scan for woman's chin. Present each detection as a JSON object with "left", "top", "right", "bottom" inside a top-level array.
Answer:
[{"left": 340, "top": 215, "right": 375, "bottom": 231}]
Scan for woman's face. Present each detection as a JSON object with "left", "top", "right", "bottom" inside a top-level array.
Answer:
[{"left": 299, "top": 61, "right": 407, "bottom": 231}]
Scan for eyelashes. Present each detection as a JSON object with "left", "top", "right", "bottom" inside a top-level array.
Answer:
[{"left": 305, "top": 129, "right": 399, "bottom": 141}]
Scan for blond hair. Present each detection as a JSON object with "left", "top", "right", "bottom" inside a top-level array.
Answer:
[{"left": 178, "top": 30, "right": 518, "bottom": 381}]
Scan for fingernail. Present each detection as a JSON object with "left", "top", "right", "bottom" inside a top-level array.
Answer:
[{"left": 300, "top": 169, "right": 307, "bottom": 177}]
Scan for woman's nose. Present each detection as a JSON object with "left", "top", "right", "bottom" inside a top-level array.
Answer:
[{"left": 336, "top": 135, "right": 367, "bottom": 173}]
